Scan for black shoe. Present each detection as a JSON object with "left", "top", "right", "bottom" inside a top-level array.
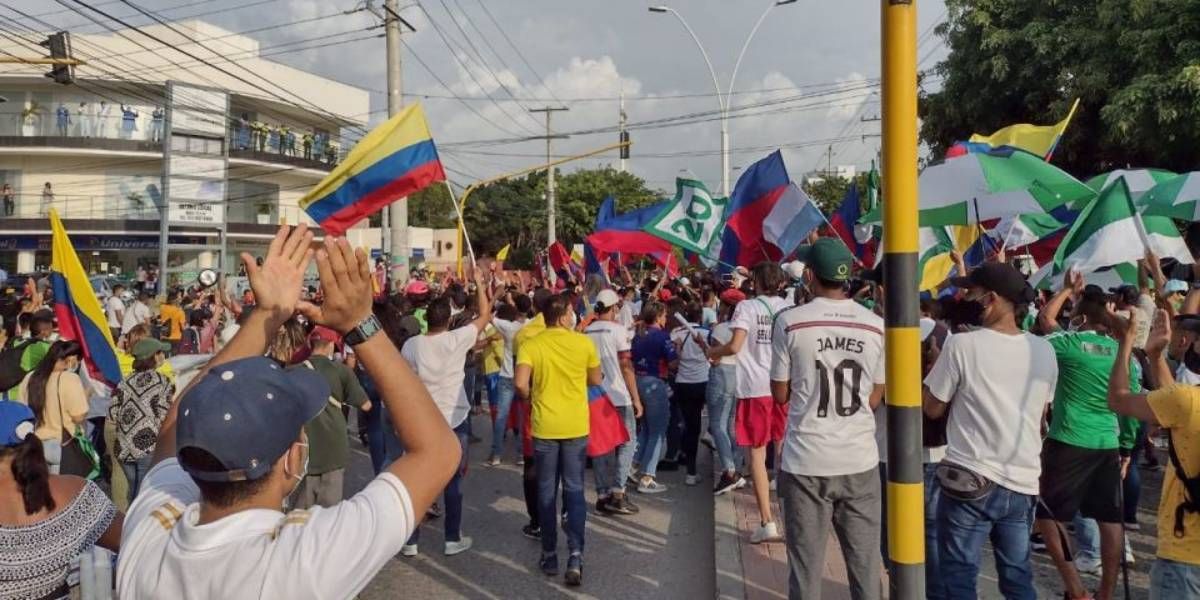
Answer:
[
  {"left": 540, "top": 553, "right": 559, "bottom": 576},
  {"left": 609, "top": 495, "right": 639, "bottom": 515},
  {"left": 656, "top": 459, "right": 680, "bottom": 472},
  {"left": 714, "top": 472, "right": 746, "bottom": 496},
  {"left": 522, "top": 524, "right": 541, "bottom": 540},
  {"left": 565, "top": 553, "right": 582, "bottom": 586},
  {"left": 596, "top": 496, "right": 615, "bottom": 515}
]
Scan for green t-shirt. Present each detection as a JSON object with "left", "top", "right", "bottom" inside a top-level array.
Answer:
[
  {"left": 4, "top": 339, "right": 50, "bottom": 397},
  {"left": 1045, "top": 330, "right": 1140, "bottom": 450},
  {"left": 290, "top": 355, "right": 369, "bottom": 475}
]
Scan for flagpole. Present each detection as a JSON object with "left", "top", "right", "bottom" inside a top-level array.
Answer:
[
  {"left": 444, "top": 181, "right": 478, "bottom": 276},
  {"left": 1044, "top": 98, "right": 1080, "bottom": 162},
  {"left": 816, "top": 208, "right": 867, "bottom": 268}
]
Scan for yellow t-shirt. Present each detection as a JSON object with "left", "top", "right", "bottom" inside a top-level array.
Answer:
[
  {"left": 1149, "top": 384, "right": 1200, "bottom": 565},
  {"left": 159, "top": 304, "right": 185, "bottom": 341},
  {"left": 16, "top": 371, "right": 89, "bottom": 441},
  {"left": 516, "top": 327, "right": 598, "bottom": 440},
  {"left": 514, "top": 313, "right": 546, "bottom": 356},
  {"left": 482, "top": 325, "right": 503, "bottom": 375},
  {"left": 117, "top": 350, "right": 176, "bottom": 380}
]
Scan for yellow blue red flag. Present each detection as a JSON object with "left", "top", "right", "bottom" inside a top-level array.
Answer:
[
  {"left": 301, "top": 103, "right": 446, "bottom": 235},
  {"left": 968, "top": 98, "right": 1080, "bottom": 160},
  {"left": 49, "top": 209, "right": 121, "bottom": 385}
]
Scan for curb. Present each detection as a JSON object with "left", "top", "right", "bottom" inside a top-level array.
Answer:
[{"left": 714, "top": 489, "right": 745, "bottom": 600}]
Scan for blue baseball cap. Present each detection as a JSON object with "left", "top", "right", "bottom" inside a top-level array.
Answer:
[
  {"left": 0, "top": 401, "right": 35, "bottom": 447},
  {"left": 176, "top": 356, "right": 329, "bottom": 482}
]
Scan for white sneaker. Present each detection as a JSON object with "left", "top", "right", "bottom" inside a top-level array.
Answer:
[
  {"left": 769, "top": 479, "right": 777, "bottom": 492},
  {"left": 401, "top": 544, "right": 418, "bottom": 557},
  {"left": 1074, "top": 556, "right": 1101, "bottom": 576},
  {"left": 637, "top": 477, "right": 669, "bottom": 494},
  {"left": 1124, "top": 546, "right": 1136, "bottom": 565},
  {"left": 444, "top": 537, "right": 473, "bottom": 556},
  {"left": 685, "top": 474, "right": 700, "bottom": 486},
  {"left": 750, "top": 521, "right": 782, "bottom": 544}
]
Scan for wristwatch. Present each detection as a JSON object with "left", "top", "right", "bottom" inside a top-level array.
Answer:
[{"left": 343, "top": 314, "right": 382, "bottom": 346}]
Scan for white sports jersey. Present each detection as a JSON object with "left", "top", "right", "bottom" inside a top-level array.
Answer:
[
  {"left": 585, "top": 319, "right": 633, "bottom": 407},
  {"left": 730, "top": 295, "right": 792, "bottom": 398},
  {"left": 770, "top": 297, "right": 885, "bottom": 477}
]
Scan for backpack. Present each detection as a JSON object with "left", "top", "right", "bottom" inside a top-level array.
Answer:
[
  {"left": 1167, "top": 431, "right": 1200, "bottom": 538},
  {"left": 0, "top": 338, "right": 37, "bottom": 390},
  {"left": 178, "top": 327, "right": 200, "bottom": 355}
]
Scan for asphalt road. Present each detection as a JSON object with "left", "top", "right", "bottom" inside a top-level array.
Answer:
[{"left": 345, "top": 412, "right": 717, "bottom": 600}]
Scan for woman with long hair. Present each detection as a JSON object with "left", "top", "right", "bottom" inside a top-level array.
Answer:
[
  {"left": 707, "top": 289, "right": 748, "bottom": 495},
  {"left": 17, "top": 340, "right": 86, "bottom": 475},
  {"left": 0, "top": 400, "right": 121, "bottom": 599},
  {"left": 629, "top": 301, "right": 678, "bottom": 494}
]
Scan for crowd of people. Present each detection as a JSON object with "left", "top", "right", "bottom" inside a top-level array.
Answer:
[{"left": 0, "top": 222, "right": 1199, "bottom": 599}]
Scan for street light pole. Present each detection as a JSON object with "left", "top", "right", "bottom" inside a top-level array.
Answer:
[{"left": 650, "top": 0, "right": 795, "bottom": 196}]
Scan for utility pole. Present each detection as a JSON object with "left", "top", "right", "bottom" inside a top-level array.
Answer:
[
  {"left": 383, "top": 0, "right": 408, "bottom": 287},
  {"left": 618, "top": 88, "right": 628, "bottom": 173},
  {"left": 529, "top": 106, "right": 569, "bottom": 245}
]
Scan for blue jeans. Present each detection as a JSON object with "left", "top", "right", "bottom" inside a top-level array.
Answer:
[
  {"left": 359, "top": 370, "right": 403, "bottom": 474},
  {"left": 408, "top": 420, "right": 469, "bottom": 545},
  {"left": 464, "top": 364, "right": 479, "bottom": 409},
  {"left": 535, "top": 436, "right": 588, "bottom": 556},
  {"left": 122, "top": 456, "right": 152, "bottom": 505},
  {"left": 1151, "top": 558, "right": 1200, "bottom": 598},
  {"left": 489, "top": 376, "right": 515, "bottom": 457},
  {"left": 593, "top": 405, "right": 637, "bottom": 495},
  {"left": 937, "top": 484, "right": 1036, "bottom": 600},
  {"left": 879, "top": 462, "right": 944, "bottom": 600},
  {"left": 634, "top": 376, "right": 670, "bottom": 477},
  {"left": 705, "top": 364, "right": 737, "bottom": 473}
]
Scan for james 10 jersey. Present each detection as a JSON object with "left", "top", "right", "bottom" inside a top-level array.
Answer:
[{"left": 770, "top": 297, "right": 886, "bottom": 477}]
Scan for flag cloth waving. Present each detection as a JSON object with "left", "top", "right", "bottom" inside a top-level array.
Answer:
[
  {"left": 643, "top": 178, "right": 727, "bottom": 255},
  {"left": 301, "top": 103, "right": 446, "bottom": 235},
  {"left": 49, "top": 209, "right": 120, "bottom": 385},
  {"left": 969, "top": 98, "right": 1079, "bottom": 159}
]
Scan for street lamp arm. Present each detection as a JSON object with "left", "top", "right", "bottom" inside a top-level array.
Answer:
[
  {"left": 728, "top": 0, "right": 785, "bottom": 113},
  {"left": 656, "top": 7, "right": 725, "bottom": 113}
]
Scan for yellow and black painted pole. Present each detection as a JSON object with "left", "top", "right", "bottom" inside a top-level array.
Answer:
[{"left": 881, "top": 0, "right": 923, "bottom": 598}]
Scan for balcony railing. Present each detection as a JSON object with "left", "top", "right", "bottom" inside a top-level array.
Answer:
[{"left": 0, "top": 194, "right": 309, "bottom": 225}]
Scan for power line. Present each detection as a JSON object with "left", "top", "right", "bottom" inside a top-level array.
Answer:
[{"left": 473, "top": 0, "right": 562, "bottom": 105}]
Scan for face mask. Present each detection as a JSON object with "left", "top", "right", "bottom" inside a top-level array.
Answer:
[
  {"left": 1068, "top": 317, "right": 1085, "bottom": 332},
  {"left": 565, "top": 309, "right": 578, "bottom": 329}
]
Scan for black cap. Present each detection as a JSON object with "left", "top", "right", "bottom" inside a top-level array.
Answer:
[
  {"left": 950, "top": 263, "right": 1035, "bottom": 305},
  {"left": 1174, "top": 314, "right": 1200, "bottom": 335}
]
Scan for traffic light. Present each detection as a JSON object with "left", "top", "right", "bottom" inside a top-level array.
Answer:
[
  {"left": 40, "top": 32, "right": 74, "bottom": 85},
  {"left": 619, "top": 130, "right": 630, "bottom": 159}
]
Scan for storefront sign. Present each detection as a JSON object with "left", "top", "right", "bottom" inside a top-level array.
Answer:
[{"left": 168, "top": 201, "right": 225, "bottom": 225}]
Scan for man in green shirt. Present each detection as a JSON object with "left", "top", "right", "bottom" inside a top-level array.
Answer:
[
  {"left": 289, "top": 326, "right": 371, "bottom": 508},
  {"left": 1035, "top": 275, "right": 1139, "bottom": 600},
  {"left": 3, "top": 313, "right": 54, "bottom": 398}
]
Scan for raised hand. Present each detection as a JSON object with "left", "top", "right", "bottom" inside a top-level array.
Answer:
[
  {"left": 241, "top": 224, "right": 313, "bottom": 323},
  {"left": 1146, "top": 308, "right": 1172, "bottom": 358},
  {"left": 297, "top": 237, "right": 373, "bottom": 334}
]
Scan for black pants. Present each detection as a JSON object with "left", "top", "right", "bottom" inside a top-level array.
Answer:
[
  {"left": 675, "top": 381, "right": 708, "bottom": 476},
  {"left": 523, "top": 456, "right": 539, "bottom": 527}
]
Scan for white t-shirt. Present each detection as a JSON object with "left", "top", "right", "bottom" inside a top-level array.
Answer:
[
  {"left": 709, "top": 322, "right": 737, "bottom": 366},
  {"left": 877, "top": 318, "right": 949, "bottom": 464},
  {"left": 924, "top": 328, "right": 1058, "bottom": 495},
  {"left": 617, "top": 303, "right": 635, "bottom": 336},
  {"left": 671, "top": 324, "right": 711, "bottom": 384},
  {"left": 730, "top": 295, "right": 791, "bottom": 398},
  {"left": 492, "top": 318, "right": 523, "bottom": 378},
  {"left": 585, "top": 319, "right": 633, "bottom": 407},
  {"left": 116, "top": 460, "right": 415, "bottom": 600},
  {"left": 105, "top": 296, "right": 125, "bottom": 329},
  {"left": 121, "top": 301, "right": 151, "bottom": 335},
  {"left": 401, "top": 325, "right": 478, "bottom": 428},
  {"left": 770, "top": 297, "right": 885, "bottom": 476},
  {"left": 1176, "top": 363, "right": 1200, "bottom": 385}
]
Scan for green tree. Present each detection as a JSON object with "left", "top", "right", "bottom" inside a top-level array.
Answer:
[
  {"left": 802, "top": 173, "right": 872, "bottom": 215},
  {"left": 920, "top": 0, "right": 1200, "bottom": 176}
]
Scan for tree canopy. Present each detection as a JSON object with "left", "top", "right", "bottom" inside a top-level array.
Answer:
[
  {"left": 920, "top": 0, "right": 1200, "bottom": 176},
  {"left": 408, "top": 166, "right": 662, "bottom": 257}
]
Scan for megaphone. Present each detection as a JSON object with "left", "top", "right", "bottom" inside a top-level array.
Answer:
[{"left": 196, "top": 269, "right": 219, "bottom": 289}]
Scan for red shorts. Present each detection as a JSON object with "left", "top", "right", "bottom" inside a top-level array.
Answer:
[
  {"left": 516, "top": 398, "right": 534, "bottom": 457},
  {"left": 735, "top": 396, "right": 787, "bottom": 447}
]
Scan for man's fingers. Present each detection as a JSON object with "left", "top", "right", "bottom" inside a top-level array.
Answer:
[
  {"left": 296, "top": 300, "right": 323, "bottom": 323},
  {"left": 324, "top": 237, "right": 352, "bottom": 289},
  {"left": 241, "top": 252, "right": 259, "bottom": 279},
  {"left": 279, "top": 223, "right": 308, "bottom": 262},
  {"left": 286, "top": 229, "right": 314, "bottom": 269},
  {"left": 266, "top": 224, "right": 287, "bottom": 258},
  {"left": 314, "top": 248, "right": 338, "bottom": 295},
  {"left": 354, "top": 247, "right": 371, "bottom": 285}
]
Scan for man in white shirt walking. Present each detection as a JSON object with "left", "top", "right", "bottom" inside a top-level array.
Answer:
[
  {"left": 105, "top": 283, "right": 126, "bottom": 341},
  {"left": 708, "top": 262, "right": 791, "bottom": 544},
  {"left": 399, "top": 277, "right": 493, "bottom": 557},
  {"left": 923, "top": 262, "right": 1057, "bottom": 600},
  {"left": 585, "top": 289, "right": 643, "bottom": 515},
  {"left": 117, "top": 226, "right": 461, "bottom": 599},
  {"left": 770, "top": 238, "right": 887, "bottom": 600},
  {"left": 121, "top": 291, "right": 152, "bottom": 336}
]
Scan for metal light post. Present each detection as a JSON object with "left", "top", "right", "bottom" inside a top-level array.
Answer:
[{"left": 649, "top": 0, "right": 796, "bottom": 196}]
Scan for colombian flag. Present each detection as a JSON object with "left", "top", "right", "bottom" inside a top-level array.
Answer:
[
  {"left": 968, "top": 98, "right": 1080, "bottom": 161},
  {"left": 301, "top": 103, "right": 446, "bottom": 235},
  {"left": 49, "top": 210, "right": 121, "bottom": 385}
]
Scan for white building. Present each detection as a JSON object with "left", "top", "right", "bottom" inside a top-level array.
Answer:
[
  {"left": 0, "top": 20, "right": 370, "bottom": 284},
  {"left": 803, "top": 164, "right": 858, "bottom": 186}
]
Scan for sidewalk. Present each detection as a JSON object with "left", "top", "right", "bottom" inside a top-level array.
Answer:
[{"left": 714, "top": 483, "right": 887, "bottom": 600}]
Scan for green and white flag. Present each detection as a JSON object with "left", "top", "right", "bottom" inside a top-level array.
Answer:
[
  {"left": 1031, "top": 177, "right": 1193, "bottom": 289},
  {"left": 644, "top": 177, "right": 728, "bottom": 255},
  {"left": 1085, "top": 168, "right": 1176, "bottom": 208},
  {"left": 1141, "top": 171, "right": 1200, "bottom": 221},
  {"left": 988, "top": 214, "right": 1065, "bottom": 249}
]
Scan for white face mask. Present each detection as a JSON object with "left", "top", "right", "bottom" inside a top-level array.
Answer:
[{"left": 565, "top": 309, "right": 578, "bottom": 330}]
